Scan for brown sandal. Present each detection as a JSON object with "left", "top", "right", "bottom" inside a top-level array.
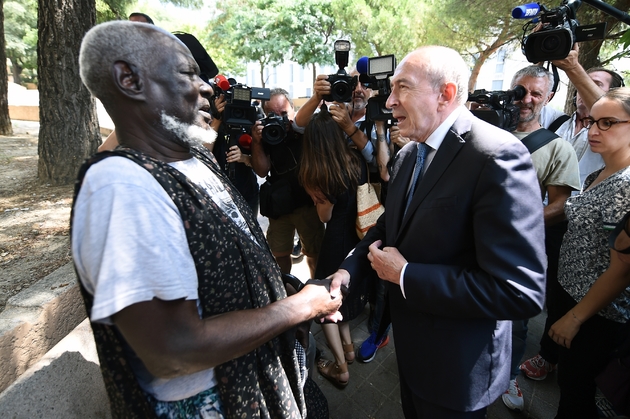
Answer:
[
  {"left": 317, "top": 358, "right": 349, "bottom": 388},
  {"left": 343, "top": 343, "right": 355, "bottom": 365}
]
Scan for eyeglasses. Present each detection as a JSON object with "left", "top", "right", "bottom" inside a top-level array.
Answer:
[{"left": 582, "top": 117, "right": 630, "bottom": 131}]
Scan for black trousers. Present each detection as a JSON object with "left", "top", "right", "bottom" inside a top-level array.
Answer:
[
  {"left": 539, "top": 221, "right": 568, "bottom": 364},
  {"left": 399, "top": 370, "right": 487, "bottom": 419},
  {"left": 555, "top": 288, "right": 622, "bottom": 419}
]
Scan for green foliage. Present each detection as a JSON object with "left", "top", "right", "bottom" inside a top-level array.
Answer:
[
  {"left": 273, "top": 0, "right": 338, "bottom": 68},
  {"left": 333, "top": 0, "right": 426, "bottom": 60},
  {"left": 5, "top": 0, "right": 38, "bottom": 85},
  {"left": 207, "top": 0, "right": 291, "bottom": 83}
]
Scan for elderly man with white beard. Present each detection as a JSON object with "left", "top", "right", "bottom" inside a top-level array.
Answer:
[{"left": 72, "top": 21, "right": 343, "bottom": 419}]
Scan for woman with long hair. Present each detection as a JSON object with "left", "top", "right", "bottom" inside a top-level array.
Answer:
[
  {"left": 299, "top": 105, "right": 370, "bottom": 388},
  {"left": 549, "top": 87, "right": 630, "bottom": 418}
]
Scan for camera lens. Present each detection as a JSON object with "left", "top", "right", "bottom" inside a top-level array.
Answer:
[
  {"left": 332, "top": 80, "right": 350, "bottom": 101},
  {"left": 232, "top": 108, "right": 245, "bottom": 119},
  {"left": 262, "top": 123, "right": 285, "bottom": 146},
  {"left": 541, "top": 34, "right": 560, "bottom": 53}
]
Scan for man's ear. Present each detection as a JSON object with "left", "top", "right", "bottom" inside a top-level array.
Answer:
[
  {"left": 545, "top": 91, "right": 555, "bottom": 106},
  {"left": 439, "top": 82, "right": 457, "bottom": 108},
  {"left": 112, "top": 61, "right": 145, "bottom": 101}
]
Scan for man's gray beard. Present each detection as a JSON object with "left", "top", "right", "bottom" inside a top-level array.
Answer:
[
  {"left": 160, "top": 112, "right": 217, "bottom": 149},
  {"left": 352, "top": 99, "right": 367, "bottom": 111},
  {"left": 518, "top": 107, "right": 537, "bottom": 124}
]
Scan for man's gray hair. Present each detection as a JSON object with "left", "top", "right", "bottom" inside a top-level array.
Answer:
[
  {"left": 511, "top": 65, "right": 554, "bottom": 96},
  {"left": 414, "top": 46, "right": 471, "bottom": 105},
  {"left": 263, "top": 88, "right": 294, "bottom": 111},
  {"left": 79, "top": 20, "right": 178, "bottom": 107}
]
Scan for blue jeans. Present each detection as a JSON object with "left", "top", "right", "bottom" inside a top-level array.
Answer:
[{"left": 511, "top": 319, "right": 529, "bottom": 379}]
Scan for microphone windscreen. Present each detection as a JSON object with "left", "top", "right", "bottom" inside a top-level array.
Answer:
[
  {"left": 238, "top": 134, "right": 252, "bottom": 149},
  {"left": 356, "top": 56, "right": 369, "bottom": 75},
  {"left": 215, "top": 75, "right": 231, "bottom": 91},
  {"left": 511, "top": 3, "right": 540, "bottom": 19}
]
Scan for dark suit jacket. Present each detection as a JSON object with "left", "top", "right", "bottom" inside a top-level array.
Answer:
[{"left": 340, "top": 108, "right": 546, "bottom": 412}]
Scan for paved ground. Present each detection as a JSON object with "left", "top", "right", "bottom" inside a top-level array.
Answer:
[{"left": 288, "top": 257, "right": 561, "bottom": 419}]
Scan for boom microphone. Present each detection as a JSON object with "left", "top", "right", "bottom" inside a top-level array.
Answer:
[
  {"left": 511, "top": 3, "right": 541, "bottom": 19},
  {"left": 356, "top": 56, "right": 369, "bottom": 75}
]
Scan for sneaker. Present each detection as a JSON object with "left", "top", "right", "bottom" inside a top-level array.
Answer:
[
  {"left": 291, "top": 241, "right": 302, "bottom": 259},
  {"left": 501, "top": 379, "right": 524, "bottom": 411},
  {"left": 357, "top": 331, "right": 389, "bottom": 363},
  {"left": 519, "top": 354, "right": 557, "bottom": 381}
]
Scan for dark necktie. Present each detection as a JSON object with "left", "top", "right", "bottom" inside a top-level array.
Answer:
[{"left": 404, "top": 142, "right": 429, "bottom": 214}]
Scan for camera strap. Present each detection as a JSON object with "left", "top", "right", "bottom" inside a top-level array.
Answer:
[
  {"left": 521, "top": 128, "right": 559, "bottom": 154},
  {"left": 549, "top": 63, "right": 561, "bottom": 97}
]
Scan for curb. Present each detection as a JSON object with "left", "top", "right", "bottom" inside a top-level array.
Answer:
[{"left": 0, "top": 262, "right": 86, "bottom": 393}]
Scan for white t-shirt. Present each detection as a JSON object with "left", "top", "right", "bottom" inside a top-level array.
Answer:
[{"left": 72, "top": 156, "right": 238, "bottom": 401}]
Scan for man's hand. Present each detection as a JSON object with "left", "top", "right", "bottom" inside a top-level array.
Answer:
[
  {"left": 551, "top": 43, "right": 580, "bottom": 73},
  {"left": 329, "top": 102, "right": 355, "bottom": 133},
  {"left": 367, "top": 240, "right": 407, "bottom": 285},
  {"left": 313, "top": 74, "right": 332, "bottom": 100},
  {"left": 327, "top": 269, "right": 351, "bottom": 301},
  {"left": 299, "top": 280, "right": 344, "bottom": 323},
  {"left": 251, "top": 120, "right": 263, "bottom": 143},
  {"left": 390, "top": 125, "right": 410, "bottom": 148},
  {"left": 226, "top": 145, "right": 248, "bottom": 164}
]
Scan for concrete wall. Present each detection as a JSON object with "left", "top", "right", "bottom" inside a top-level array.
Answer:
[
  {"left": 0, "top": 319, "right": 111, "bottom": 418},
  {"left": 0, "top": 264, "right": 86, "bottom": 393}
]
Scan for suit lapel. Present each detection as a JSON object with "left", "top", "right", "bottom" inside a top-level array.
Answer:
[{"left": 396, "top": 129, "right": 466, "bottom": 242}]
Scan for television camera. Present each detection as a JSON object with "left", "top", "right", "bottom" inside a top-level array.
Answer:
[
  {"left": 513, "top": 1, "right": 608, "bottom": 63},
  {"left": 210, "top": 76, "right": 270, "bottom": 178},
  {"left": 323, "top": 40, "right": 358, "bottom": 103},
  {"left": 468, "top": 85, "right": 526, "bottom": 132},
  {"left": 358, "top": 55, "right": 397, "bottom": 125}
]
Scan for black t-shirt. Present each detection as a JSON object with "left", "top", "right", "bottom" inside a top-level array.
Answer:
[{"left": 265, "top": 129, "right": 313, "bottom": 209}]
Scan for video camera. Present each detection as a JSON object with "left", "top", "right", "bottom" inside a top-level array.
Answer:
[
  {"left": 323, "top": 40, "right": 358, "bottom": 103},
  {"left": 260, "top": 112, "right": 290, "bottom": 146},
  {"left": 210, "top": 75, "right": 269, "bottom": 178},
  {"left": 358, "top": 55, "right": 397, "bottom": 124},
  {"left": 513, "top": 1, "right": 606, "bottom": 63},
  {"left": 468, "top": 85, "right": 526, "bottom": 132}
]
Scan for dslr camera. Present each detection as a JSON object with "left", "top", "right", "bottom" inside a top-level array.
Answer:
[
  {"left": 468, "top": 85, "right": 526, "bottom": 132},
  {"left": 359, "top": 55, "right": 397, "bottom": 123},
  {"left": 260, "top": 112, "right": 290, "bottom": 146},
  {"left": 513, "top": 1, "right": 606, "bottom": 63},
  {"left": 323, "top": 40, "right": 358, "bottom": 103}
]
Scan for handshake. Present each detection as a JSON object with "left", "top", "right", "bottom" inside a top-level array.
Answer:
[{"left": 283, "top": 273, "right": 347, "bottom": 324}]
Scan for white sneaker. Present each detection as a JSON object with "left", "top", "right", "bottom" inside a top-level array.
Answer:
[{"left": 501, "top": 378, "right": 524, "bottom": 411}]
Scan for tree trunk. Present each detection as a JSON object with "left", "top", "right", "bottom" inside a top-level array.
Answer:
[
  {"left": 0, "top": 0, "right": 13, "bottom": 135},
  {"left": 9, "top": 58, "right": 23, "bottom": 86},
  {"left": 37, "top": 0, "right": 100, "bottom": 185},
  {"left": 259, "top": 61, "right": 265, "bottom": 88}
]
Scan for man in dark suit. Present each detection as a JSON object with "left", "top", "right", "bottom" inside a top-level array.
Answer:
[{"left": 328, "top": 46, "right": 547, "bottom": 418}]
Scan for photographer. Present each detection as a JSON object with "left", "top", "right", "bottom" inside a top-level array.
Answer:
[
  {"left": 295, "top": 70, "right": 390, "bottom": 183},
  {"left": 204, "top": 94, "right": 260, "bottom": 214},
  {"left": 501, "top": 64, "right": 581, "bottom": 412},
  {"left": 250, "top": 88, "right": 324, "bottom": 278},
  {"left": 520, "top": 45, "right": 625, "bottom": 387},
  {"left": 539, "top": 44, "right": 624, "bottom": 187}
]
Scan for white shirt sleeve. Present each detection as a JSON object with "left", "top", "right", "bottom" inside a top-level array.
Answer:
[{"left": 72, "top": 157, "right": 199, "bottom": 324}]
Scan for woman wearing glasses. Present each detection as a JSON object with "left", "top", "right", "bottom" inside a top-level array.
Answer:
[{"left": 549, "top": 87, "right": 630, "bottom": 418}]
